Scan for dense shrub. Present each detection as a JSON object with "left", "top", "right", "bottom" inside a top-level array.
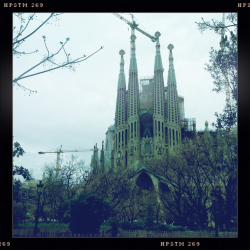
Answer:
[
  {"left": 110, "top": 219, "right": 119, "bottom": 237},
  {"left": 130, "top": 220, "right": 145, "bottom": 230},
  {"left": 118, "top": 220, "right": 187, "bottom": 232},
  {"left": 65, "top": 193, "right": 113, "bottom": 235},
  {"left": 119, "top": 220, "right": 131, "bottom": 230},
  {"left": 13, "top": 203, "right": 25, "bottom": 226},
  {"left": 102, "top": 217, "right": 115, "bottom": 226},
  {"left": 100, "top": 224, "right": 111, "bottom": 230},
  {"left": 61, "top": 216, "right": 70, "bottom": 224}
]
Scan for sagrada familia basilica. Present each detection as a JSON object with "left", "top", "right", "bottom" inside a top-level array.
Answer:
[{"left": 91, "top": 30, "right": 188, "bottom": 174}]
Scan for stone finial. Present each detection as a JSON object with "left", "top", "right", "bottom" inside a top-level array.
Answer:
[
  {"left": 167, "top": 44, "right": 174, "bottom": 51},
  {"left": 130, "top": 34, "right": 136, "bottom": 41},
  {"left": 155, "top": 31, "right": 161, "bottom": 38},
  {"left": 119, "top": 49, "right": 125, "bottom": 56}
]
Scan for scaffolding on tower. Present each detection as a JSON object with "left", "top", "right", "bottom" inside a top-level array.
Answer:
[
  {"left": 178, "top": 95, "right": 185, "bottom": 122},
  {"left": 139, "top": 76, "right": 154, "bottom": 109},
  {"left": 183, "top": 118, "right": 196, "bottom": 131}
]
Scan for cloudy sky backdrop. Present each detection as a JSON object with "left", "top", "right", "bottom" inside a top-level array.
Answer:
[{"left": 13, "top": 13, "right": 232, "bottom": 181}]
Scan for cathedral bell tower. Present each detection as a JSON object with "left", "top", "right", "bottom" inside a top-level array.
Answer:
[
  {"left": 114, "top": 50, "right": 127, "bottom": 171},
  {"left": 153, "top": 31, "right": 165, "bottom": 157},
  {"left": 165, "top": 44, "right": 181, "bottom": 150},
  {"left": 127, "top": 28, "right": 140, "bottom": 170}
]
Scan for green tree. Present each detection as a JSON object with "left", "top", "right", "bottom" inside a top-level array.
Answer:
[
  {"left": 40, "top": 156, "right": 89, "bottom": 222},
  {"left": 13, "top": 139, "right": 32, "bottom": 202},
  {"left": 196, "top": 13, "right": 237, "bottom": 130},
  {"left": 65, "top": 193, "right": 113, "bottom": 235},
  {"left": 145, "top": 130, "right": 237, "bottom": 231},
  {"left": 40, "top": 164, "right": 65, "bottom": 222},
  {"left": 13, "top": 203, "right": 26, "bottom": 227},
  {"left": 143, "top": 203, "right": 155, "bottom": 230}
]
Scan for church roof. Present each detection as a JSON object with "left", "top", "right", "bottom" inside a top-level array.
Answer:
[{"left": 129, "top": 165, "right": 179, "bottom": 188}]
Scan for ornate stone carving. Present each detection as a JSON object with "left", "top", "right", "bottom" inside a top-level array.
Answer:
[
  {"left": 141, "top": 135, "right": 154, "bottom": 160},
  {"left": 158, "top": 138, "right": 162, "bottom": 155},
  {"left": 130, "top": 140, "right": 134, "bottom": 156}
]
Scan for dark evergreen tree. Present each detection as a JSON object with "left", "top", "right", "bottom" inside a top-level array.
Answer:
[{"left": 65, "top": 193, "right": 113, "bottom": 235}]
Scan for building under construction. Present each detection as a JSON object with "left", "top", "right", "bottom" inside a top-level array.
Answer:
[
  {"left": 90, "top": 26, "right": 196, "bottom": 173},
  {"left": 88, "top": 13, "right": 237, "bottom": 226}
]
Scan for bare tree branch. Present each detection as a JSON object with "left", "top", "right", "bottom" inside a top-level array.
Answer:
[
  {"left": 13, "top": 13, "right": 61, "bottom": 45},
  {"left": 13, "top": 46, "right": 103, "bottom": 83}
]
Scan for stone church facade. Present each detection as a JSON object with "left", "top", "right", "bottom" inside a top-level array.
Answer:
[
  {"left": 90, "top": 30, "right": 193, "bottom": 222},
  {"left": 103, "top": 32, "right": 184, "bottom": 173}
]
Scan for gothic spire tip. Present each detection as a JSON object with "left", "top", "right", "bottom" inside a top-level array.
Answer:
[
  {"left": 155, "top": 31, "right": 161, "bottom": 38},
  {"left": 167, "top": 44, "right": 174, "bottom": 51},
  {"left": 119, "top": 49, "right": 125, "bottom": 56}
]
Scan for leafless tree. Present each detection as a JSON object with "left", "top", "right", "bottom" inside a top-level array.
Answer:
[{"left": 13, "top": 13, "right": 103, "bottom": 95}]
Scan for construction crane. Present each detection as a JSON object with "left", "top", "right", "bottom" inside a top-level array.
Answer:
[
  {"left": 220, "top": 13, "right": 232, "bottom": 118},
  {"left": 38, "top": 144, "right": 99, "bottom": 172},
  {"left": 112, "top": 13, "right": 156, "bottom": 42}
]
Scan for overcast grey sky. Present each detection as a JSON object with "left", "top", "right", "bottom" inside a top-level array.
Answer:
[{"left": 13, "top": 13, "right": 233, "bottom": 181}]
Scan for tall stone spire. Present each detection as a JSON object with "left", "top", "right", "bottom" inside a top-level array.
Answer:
[
  {"left": 100, "top": 140, "right": 105, "bottom": 173},
  {"left": 167, "top": 44, "right": 177, "bottom": 85},
  {"left": 127, "top": 31, "right": 139, "bottom": 119},
  {"left": 154, "top": 31, "right": 164, "bottom": 72},
  {"left": 166, "top": 44, "right": 181, "bottom": 148},
  {"left": 115, "top": 50, "right": 127, "bottom": 128},
  {"left": 118, "top": 49, "right": 126, "bottom": 89},
  {"left": 129, "top": 30, "right": 138, "bottom": 74},
  {"left": 166, "top": 44, "right": 180, "bottom": 125},
  {"left": 127, "top": 26, "right": 140, "bottom": 168},
  {"left": 153, "top": 31, "right": 165, "bottom": 156}
]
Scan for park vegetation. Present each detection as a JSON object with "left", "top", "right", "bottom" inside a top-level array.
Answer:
[
  {"left": 14, "top": 126, "right": 237, "bottom": 233},
  {"left": 13, "top": 13, "right": 237, "bottom": 235}
]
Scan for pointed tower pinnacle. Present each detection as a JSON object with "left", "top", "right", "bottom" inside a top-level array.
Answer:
[
  {"left": 115, "top": 50, "right": 127, "bottom": 128},
  {"left": 167, "top": 44, "right": 177, "bottom": 85},
  {"left": 153, "top": 31, "right": 165, "bottom": 154},
  {"left": 154, "top": 31, "right": 164, "bottom": 72},
  {"left": 100, "top": 140, "right": 105, "bottom": 173},
  {"left": 118, "top": 49, "right": 126, "bottom": 89},
  {"left": 127, "top": 26, "right": 140, "bottom": 167},
  {"left": 166, "top": 44, "right": 180, "bottom": 131},
  {"left": 129, "top": 33, "right": 138, "bottom": 74},
  {"left": 127, "top": 29, "right": 139, "bottom": 119},
  {"left": 205, "top": 121, "right": 209, "bottom": 133}
]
